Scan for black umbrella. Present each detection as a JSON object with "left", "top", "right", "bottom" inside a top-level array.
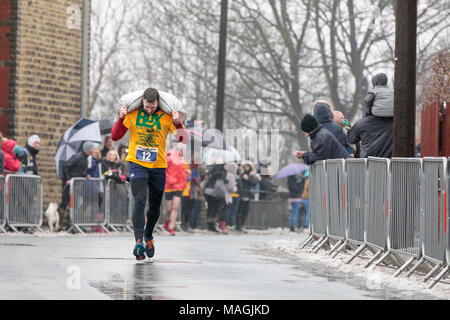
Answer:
[
  {"left": 55, "top": 118, "right": 102, "bottom": 178},
  {"left": 97, "top": 118, "right": 114, "bottom": 135}
]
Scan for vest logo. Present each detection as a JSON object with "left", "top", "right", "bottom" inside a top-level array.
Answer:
[{"left": 136, "top": 110, "right": 164, "bottom": 130}]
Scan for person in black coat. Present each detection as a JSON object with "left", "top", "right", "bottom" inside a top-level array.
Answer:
[
  {"left": 23, "top": 135, "right": 40, "bottom": 175},
  {"left": 203, "top": 163, "right": 228, "bottom": 232},
  {"left": 347, "top": 91, "right": 393, "bottom": 159},
  {"left": 58, "top": 141, "right": 101, "bottom": 229},
  {"left": 235, "top": 162, "right": 259, "bottom": 232},
  {"left": 295, "top": 114, "right": 350, "bottom": 165}
]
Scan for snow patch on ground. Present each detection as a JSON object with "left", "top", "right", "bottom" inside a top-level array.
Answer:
[{"left": 261, "top": 238, "right": 450, "bottom": 300}]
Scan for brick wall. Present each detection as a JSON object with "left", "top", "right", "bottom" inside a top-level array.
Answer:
[
  {"left": 2, "top": 0, "right": 90, "bottom": 208},
  {"left": 0, "top": 0, "right": 18, "bottom": 138}
]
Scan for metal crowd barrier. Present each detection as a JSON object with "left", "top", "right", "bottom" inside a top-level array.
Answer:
[
  {"left": 0, "top": 176, "right": 6, "bottom": 233},
  {"left": 324, "top": 159, "right": 347, "bottom": 256},
  {"left": 344, "top": 159, "right": 367, "bottom": 263},
  {"left": 363, "top": 157, "right": 390, "bottom": 267},
  {"left": 105, "top": 180, "right": 133, "bottom": 232},
  {"left": 246, "top": 200, "right": 288, "bottom": 229},
  {"left": 4, "top": 174, "right": 43, "bottom": 233},
  {"left": 300, "top": 161, "right": 327, "bottom": 250},
  {"left": 68, "top": 178, "right": 109, "bottom": 233},
  {"left": 303, "top": 156, "right": 450, "bottom": 288},
  {"left": 409, "top": 157, "right": 448, "bottom": 288},
  {"left": 383, "top": 158, "right": 422, "bottom": 274}
]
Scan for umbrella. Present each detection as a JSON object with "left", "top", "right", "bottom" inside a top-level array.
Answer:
[
  {"left": 202, "top": 128, "right": 230, "bottom": 150},
  {"left": 96, "top": 118, "right": 114, "bottom": 135},
  {"left": 54, "top": 118, "right": 102, "bottom": 178},
  {"left": 273, "top": 163, "right": 308, "bottom": 179}
]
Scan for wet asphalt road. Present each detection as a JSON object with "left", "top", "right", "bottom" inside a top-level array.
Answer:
[{"left": 0, "top": 231, "right": 388, "bottom": 300}]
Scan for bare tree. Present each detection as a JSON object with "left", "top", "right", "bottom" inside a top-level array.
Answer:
[{"left": 89, "top": 0, "right": 136, "bottom": 119}]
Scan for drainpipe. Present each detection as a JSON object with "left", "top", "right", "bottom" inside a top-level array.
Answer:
[{"left": 80, "top": 0, "right": 89, "bottom": 118}]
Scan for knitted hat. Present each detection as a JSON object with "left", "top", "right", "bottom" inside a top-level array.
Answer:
[
  {"left": 301, "top": 114, "right": 318, "bottom": 133},
  {"left": 27, "top": 134, "right": 40, "bottom": 146},
  {"left": 82, "top": 141, "right": 100, "bottom": 153}
]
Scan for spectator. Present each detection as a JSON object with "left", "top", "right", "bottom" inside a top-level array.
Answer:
[
  {"left": 312, "top": 100, "right": 350, "bottom": 155},
  {"left": 235, "top": 161, "right": 259, "bottom": 233},
  {"left": 102, "top": 149, "right": 127, "bottom": 230},
  {"left": 219, "top": 163, "right": 238, "bottom": 233},
  {"left": 225, "top": 163, "right": 240, "bottom": 231},
  {"left": 102, "top": 149, "right": 126, "bottom": 184},
  {"left": 23, "top": 134, "right": 40, "bottom": 175},
  {"left": 58, "top": 141, "right": 101, "bottom": 230},
  {"left": 88, "top": 148, "right": 102, "bottom": 178},
  {"left": 300, "top": 170, "right": 310, "bottom": 229},
  {"left": 203, "top": 161, "right": 228, "bottom": 233},
  {"left": 180, "top": 163, "right": 193, "bottom": 232},
  {"left": 287, "top": 172, "right": 306, "bottom": 232},
  {"left": 164, "top": 143, "right": 187, "bottom": 236},
  {"left": 364, "top": 72, "right": 393, "bottom": 117},
  {"left": 295, "top": 114, "right": 350, "bottom": 165},
  {"left": 117, "top": 144, "right": 130, "bottom": 178},
  {"left": 347, "top": 74, "right": 394, "bottom": 159},
  {"left": 189, "top": 163, "right": 206, "bottom": 229},
  {"left": 12, "top": 144, "right": 27, "bottom": 173},
  {"left": 258, "top": 163, "right": 277, "bottom": 200},
  {"left": 101, "top": 136, "right": 114, "bottom": 159},
  {"left": 333, "top": 111, "right": 359, "bottom": 156},
  {"left": 2, "top": 138, "right": 22, "bottom": 175}
]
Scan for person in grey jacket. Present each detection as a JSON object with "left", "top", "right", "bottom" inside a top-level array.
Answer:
[
  {"left": 364, "top": 73, "right": 393, "bottom": 117},
  {"left": 295, "top": 114, "right": 350, "bottom": 165}
]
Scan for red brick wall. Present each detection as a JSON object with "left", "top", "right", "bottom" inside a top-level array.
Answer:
[{"left": 0, "top": 0, "right": 15, "bottom": 138}]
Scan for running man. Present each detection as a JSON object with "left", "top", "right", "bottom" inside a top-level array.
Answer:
[{"left": 111, "top": 88, "right": 186, "bottom": 260}]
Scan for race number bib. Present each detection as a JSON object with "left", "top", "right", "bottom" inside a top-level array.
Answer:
[{"left": 135, "top": 146, "right": 158, "bottom": 162}]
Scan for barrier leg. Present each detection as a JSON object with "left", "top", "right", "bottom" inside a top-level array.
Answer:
[
  {"left": 428, "top": 265, "right": 449, "bottom": 289},
  {"left": 71, "top": 224, "right": 85, "bottom": 234},
  {"left": 101, "top": 224, "right": 110, "bottom": 234},
  {"left": 8, "top": 225, "right": 19, "bottom": 233},
  {"left": 35, "top": 226, "right": 44, "bottom": 233},
  {"left": 0, "top": 226, "right": 6, "bottom": 233},
  {"left": 423, "top": 263, "right": 442, "bottom": 283},
  {"left": 346, "top": 243, "right": 367, "bottom": 264},
  {"left": 310, "top": 235, "right": 326, "bottom": 251},
  {"left": 108, "top": 224, "right": 120, "bottom": 233},
  {"left": 299, "top": 234, "right": 314, "bottom": 249},
  {"left": 389, "top": 252, "right": 405, "bottom": 268},
  {"left": 126, "top": 225, "right": 133, "bottom": 233},
  {"left": 331, "top": 240, "right": 348, "bottom": 258},
  {"left": 312, "top": 236, "right": 329, "bottom": 253},
  {"left": 394, "top": 256, "right": 417, "bottom": 277},
  {"left": 405, "top": 257, "right": 425, "bottom": 278},
  {"left": 372, "top": 250, "right": 392, "bottom": 268},
  {"left": 328, "top": 239, "right": 343, "bottom": 256},
  {"left": 364, "top": 250, "right": 384, "bottom": 268}
]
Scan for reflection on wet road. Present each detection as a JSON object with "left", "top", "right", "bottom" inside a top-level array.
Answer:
[{"left": 0, "top": 233, "right": 389, "bottom": 300}]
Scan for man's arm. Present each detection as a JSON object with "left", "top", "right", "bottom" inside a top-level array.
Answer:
[
  {"left": 111, "top": 117, "right": 128, "bottom": 141},
  {"left": 111, "top": 106, "right": 129, "bottom": 141},
  {"left": 171, "top": 111, "right": 188, "bottom": 144}
]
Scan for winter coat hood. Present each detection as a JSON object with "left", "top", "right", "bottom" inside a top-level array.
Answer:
[
  {"left": 2, "top": 139, "right": 16, "bottom": 154},
  {"left": 372, "top": 73, "right": 388, "bottom": 86},
  {"left": 313, "top": 103, "right": 334, "bottom": 123}
]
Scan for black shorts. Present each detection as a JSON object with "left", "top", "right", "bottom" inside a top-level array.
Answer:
[{"left": 165, "top": 190, "right": 182, "bottom": 201}]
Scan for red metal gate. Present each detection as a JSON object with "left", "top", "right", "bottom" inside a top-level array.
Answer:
[{"left": 420, "top": 101, "right": 450, "bottom": 157}]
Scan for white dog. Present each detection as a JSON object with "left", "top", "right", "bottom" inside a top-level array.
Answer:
[{"left": 45, "top": 202, "right": 60, "bottom": 232}]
